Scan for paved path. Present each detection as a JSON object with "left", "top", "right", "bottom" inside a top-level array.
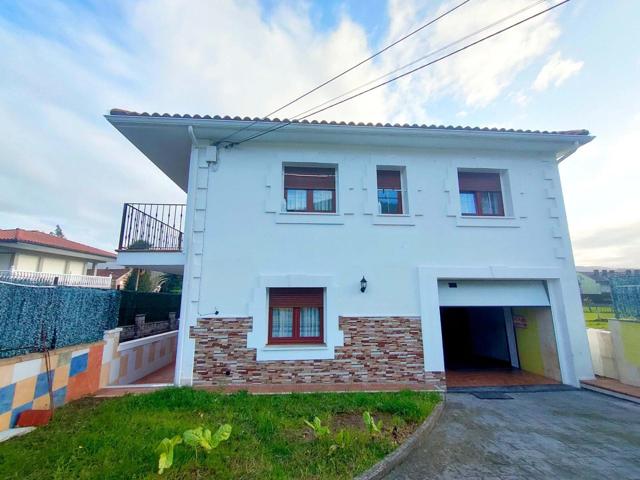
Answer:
[{"left": 385, "top": 390, "right": 640, "bottom": 479}]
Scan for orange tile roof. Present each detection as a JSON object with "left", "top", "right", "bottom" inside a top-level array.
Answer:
[
  {"left": 0, "top": 228, "right": 116, "bottom": 259},
  {"left": 95, "top": 268, "right": 130, "bottom": 279}
]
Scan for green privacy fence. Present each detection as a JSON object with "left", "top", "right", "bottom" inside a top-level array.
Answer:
[
  {"left": 118, "top": 291, "right": 181, "bottom": 326},
  {"left": 610, "top": 275, "right": 640, "bottom": 320},
  {"left": 0, "top": 282, "right": 120, "bottom": 359}
]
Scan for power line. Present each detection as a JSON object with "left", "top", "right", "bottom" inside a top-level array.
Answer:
[
  {"left": 215, "top": 0, "right": 474, "bottom": 145},
  {"left": 229, "top": 0, "right": 570, "bottom": 147},
  {"left": 291, "top": 0, "right": 547, "bottom": 120}
]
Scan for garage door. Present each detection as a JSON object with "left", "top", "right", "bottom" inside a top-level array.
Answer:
[{"left": 438, "top": 280, "right": 549, "bottom": 307}]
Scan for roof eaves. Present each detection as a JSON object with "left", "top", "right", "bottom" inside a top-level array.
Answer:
[{"left": 108, "top": 109, "right": 590, "bottom": 137}]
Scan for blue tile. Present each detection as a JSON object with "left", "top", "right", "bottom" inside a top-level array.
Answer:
[
  {"left": 69, "top": 353, "right": 88, "bottom": 377},
  {"left": 34, "top": 371, "right": 55, "bottom": 399},
  {"left": 10, "top": 401, "right": 32, "bottom": 427},
  {"left": 52, "top": 387, "right": 67, "bottom": 407},
  {"left": 0, "top": 383, "right": 16, "bottom": 415}
]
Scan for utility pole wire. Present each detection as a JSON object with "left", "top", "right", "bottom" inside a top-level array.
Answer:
[
  {"left": 291, "top": 0, "right": 547, "bottom": 120},
  {"left": 230, "top": 0, "right": 570, "bottom": 147},
  {"left": 216, "top": 0, "right": 474, "bottom": 144}
]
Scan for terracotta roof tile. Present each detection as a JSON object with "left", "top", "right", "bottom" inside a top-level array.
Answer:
[
  {"left": 109, "top": 108, "right": 590, "bottom": 136},
  {"left": 0, "top": 229, "right": 116, "bottom": 259},
  {"left": 95, "top": 268, "right": 130, "bottom": 279}
]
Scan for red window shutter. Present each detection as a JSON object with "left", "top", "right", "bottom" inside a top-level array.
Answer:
[
  {"left": 377, "top": 170, "right": 401, "bottom": 189},
  {"left": 458, "top": 172, "right": 501, "bottom": 192},
  {"left": 284, "top": 167, "right": 335, "bottom": 189},
  {"left": 269, "top": 288, "right": 324, "bottom": 307}
]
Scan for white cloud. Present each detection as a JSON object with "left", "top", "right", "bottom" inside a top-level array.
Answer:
[
  {"left": 509, "top": 90, "right": 530, "bottom": 107},
  {"left": 0, "top": 0, "right": 572, "bottom": 251},
  {"left": 533, "top": 51, "right": 583, "bottom": 91},
  {"left": 561, "top": 114, "right": 640, "bottom": 268}
]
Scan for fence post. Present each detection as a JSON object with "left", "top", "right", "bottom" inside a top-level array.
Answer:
[
  {"left": 134, "top": 314, "right": 146, "bottom": 338},
  {"left": 169, "top": 312, "right": 178, "bottom": 331}
]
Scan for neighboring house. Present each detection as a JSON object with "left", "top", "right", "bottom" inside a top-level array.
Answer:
[
  {"left": 577, "top": 272, "right": 603, "bottom": 295},
  {"left": 96, "top": 267, "right": 132, "bottom": 289},
  {"left": 0, "top": 228, "right": 116, "bottom": 287},
  {"left": 108, "top": 109, "right": 595, "bottom": 390},
  {"left": 576, "top": 268, "right": 640, "bottom": 296}
]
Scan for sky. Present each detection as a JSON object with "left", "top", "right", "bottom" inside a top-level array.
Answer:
[{"left": 0, "top": 0, "right": 638, "bottom": 267}]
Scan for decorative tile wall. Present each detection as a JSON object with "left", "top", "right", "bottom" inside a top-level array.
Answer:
[
  {"left": 0, "top": 342, "right": 104, "bottom": 431},
  {"left": 190, "top": 316, "right": 444, "bottom": 390}
]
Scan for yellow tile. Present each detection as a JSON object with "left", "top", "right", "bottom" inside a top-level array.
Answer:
[
  {"left": 0, "top": 364, "right": 14, "bottom": 388},
  {"left": 99, "top": 365, "right": 110, "bottom": 388},
  {"left": 135, "top": 348, "right": 143, "bottom": 370},
  {"left": 53, "top": 364, "right": 70, "bottom": 391},
  {"left": 43, "top": 355, "right": 58, "bottom": 372},
  {"left": 0, "top": 412, "right": 10, "bottom": 432},
  {"left": 33, "top": 394, "right": 51, "bottom": 410},
  {"left": 12, "top": 376, "right": 36, "bottom": 408},
  {"left": 119, "top": 355, "right": 129, "bottom": 378}
]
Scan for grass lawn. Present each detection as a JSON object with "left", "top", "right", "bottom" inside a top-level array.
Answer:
[
  {"left": 0, "top": 387, "right": 441, "bottom": 479},
  {"left": 583, "top": 307, "right": 614, "bottom": 330},
  {"left": 585, "top": 318, "right": 610, "bottom": 330}
]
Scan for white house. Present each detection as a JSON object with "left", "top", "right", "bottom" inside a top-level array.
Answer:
[
  {"left": 107, "top": 109, "right": 595, "bottom": 391},
  {"left": 0, "top": 228, "right": 115, "bottom": 288}
]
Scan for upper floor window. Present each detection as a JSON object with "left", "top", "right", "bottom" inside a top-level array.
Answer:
[
  {"left": 284, "top": 166, "right": 336, "bottom": 213},
  {"left": 377, "top": 168, "right": 405, "bottom": 214},
  {"left": 458, "top": 171, "right": 504, "bottom": 216},
  {"left": 268, "top": 288, "right": 324, "bottom": 344}
]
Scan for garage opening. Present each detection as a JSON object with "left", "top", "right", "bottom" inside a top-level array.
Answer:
[
  {"left": 438, "top": 280, "right": 562, "bottom": 388},
  {"left": 441, "top": 307, "right": 514, "bottom": 370}
]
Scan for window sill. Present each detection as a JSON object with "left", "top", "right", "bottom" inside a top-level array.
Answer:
[
  {"left": 275, "top": 212, "right": 344, "bottom": 225},
  {"left": 263, "top": 344, "right": 327, "bottom": 351},
  {"left": 372, "top": 214, "right": 415, "bottom": 226},
  {"left": 456, "top": 215, "right": 520, "bottom": 228}
]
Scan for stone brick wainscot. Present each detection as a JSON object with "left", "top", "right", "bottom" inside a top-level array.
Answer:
[{"left": 190, "top": 316, "right": 445, "bottom": 392}]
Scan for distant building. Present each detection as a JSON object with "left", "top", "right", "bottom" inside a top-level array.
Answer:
[
  {"left": 96, "top": 267, "right": 132, "bottom": 289},
  {"left": 577, "top": 268, "right": 640, "bottom": 306},
  {"left": 0, "top": 228, "right": 116, "bottom": 288}
]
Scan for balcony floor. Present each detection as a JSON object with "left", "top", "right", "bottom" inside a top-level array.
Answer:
[{"left": 116, "top": 250, "right": 185, "bottom": 275}]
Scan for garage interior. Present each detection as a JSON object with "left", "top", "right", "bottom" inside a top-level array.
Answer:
[{"left": 438, "top": 280, "right": 562, "bottom": 389}]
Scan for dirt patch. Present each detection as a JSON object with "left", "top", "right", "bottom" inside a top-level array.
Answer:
[{"left": 331, "top": 412, "right": 417, "bottom": 444}]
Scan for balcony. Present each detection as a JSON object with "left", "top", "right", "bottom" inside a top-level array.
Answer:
[{"left": 117, "top": 203, "right": 186, "bottom": 274}]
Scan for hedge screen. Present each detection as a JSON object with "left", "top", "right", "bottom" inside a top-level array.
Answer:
[
  {"left": 0, "top": 283, "right": 120, "bottom": 359},
  {"left": 611, "top": 275, "right": 640, "bottom": 320},
  {"left": 118, "top": 291, "right": 181, "bottom": 326}
]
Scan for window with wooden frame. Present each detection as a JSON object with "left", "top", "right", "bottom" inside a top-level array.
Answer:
[
  {"left": 284, "top": 166, "right": 336, "bottom": 213},
  {"left": 268, "top": 288, "right": 324, "bottom": 344},
  {"left": 377, "top": 168, "right": 405, "bottom": 214},
  {"left": 458, "top": 171, "right": 505, "bottom": 216}
]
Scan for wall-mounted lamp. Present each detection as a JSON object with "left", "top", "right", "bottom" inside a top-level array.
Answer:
[{"left": 360, "top": 276, "right": 368, "bottom": 293}]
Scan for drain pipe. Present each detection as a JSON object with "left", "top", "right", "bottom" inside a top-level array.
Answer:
[{"left": 175, "top": 127, "right": 221, "bottom": 386}]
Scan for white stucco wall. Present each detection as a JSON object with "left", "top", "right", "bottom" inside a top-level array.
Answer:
[
  {"left": 0, "top": 253, "right": 12, "bottom": 270},
  {"left": 14, "top": 253, "right": 39, "bottom": 271},
  {"left": 40, "top": 257, "right": 67, "bottom": 274},
  {"left": 174, "top": 139, "right": 593, "bottom": 386}
]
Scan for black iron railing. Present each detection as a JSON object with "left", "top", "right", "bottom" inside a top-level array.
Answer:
[{"left": 118, "top": 203, "right": 185, "bottom": 252}]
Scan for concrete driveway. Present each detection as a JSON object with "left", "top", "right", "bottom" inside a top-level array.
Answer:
[{"left": 385, "top": 390, "right": 640, "bottom": 479}]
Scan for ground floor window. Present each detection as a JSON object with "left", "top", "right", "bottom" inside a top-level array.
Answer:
[{"left": 268, "top": 288, "right": 324, "bottom": 344}]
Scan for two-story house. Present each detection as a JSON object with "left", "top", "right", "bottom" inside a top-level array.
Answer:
[{"left": 108, "top": 109, "right": 595, "bottom": 391}]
